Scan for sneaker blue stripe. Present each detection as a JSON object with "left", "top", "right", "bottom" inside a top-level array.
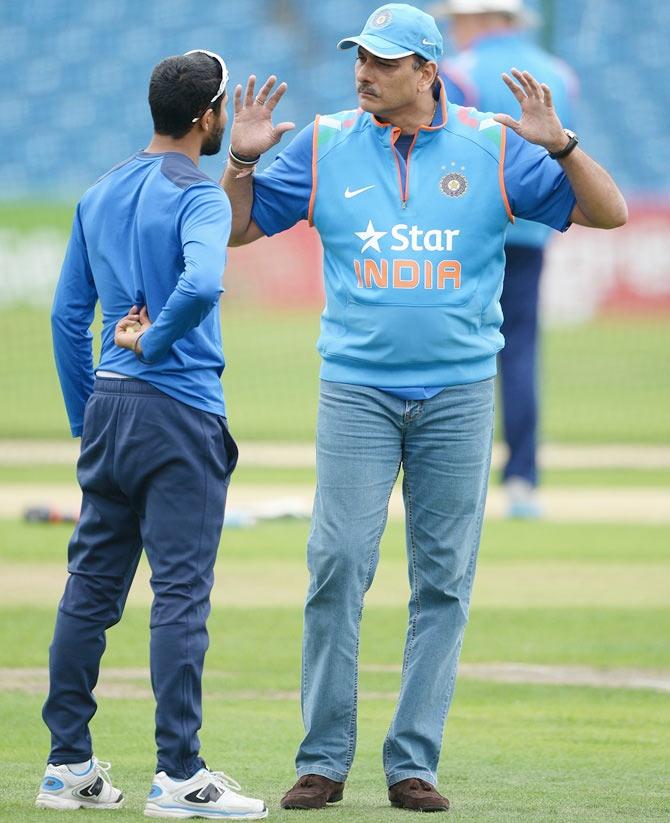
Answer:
[
  {"left": 68, "top": 761, "right": 94, "bottom": 776},
  {"left": 147, "top": 804, "right": 262, "bottom": 818}
]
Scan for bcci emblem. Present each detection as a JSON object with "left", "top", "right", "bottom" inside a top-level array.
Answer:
[
  {"left": 371, "top": 9, "right": 392, "bottom": 27},
  {"left": 440, "top": 172, "right": 468, "bottom": 198}
]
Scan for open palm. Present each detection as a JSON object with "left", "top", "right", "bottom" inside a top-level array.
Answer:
[
  {"left": 494, "top": 69, "right": 567, "bottom": 153},
  {"left": 230, "top": 74, "right": 295, "bottom": 159}
]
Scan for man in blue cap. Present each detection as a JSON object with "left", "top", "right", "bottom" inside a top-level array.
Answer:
[
  {"left": 222, "top": 3, "right": 626, "bottom": 812},
  {"left": 434, "top": 0, "right": 579, "bottom": 518}
]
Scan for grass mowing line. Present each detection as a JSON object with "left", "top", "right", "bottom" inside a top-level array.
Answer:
[
  {"left": 3, "top": 518, "right": 670, "bottom": 564},
  {"left": 5, "top": 440, "right": 670, "bottom": 468},
  {"left": 5, "top": 605, "right": 668, "bottom": 671},
  {"left": 4, "top": 462, "right": 670, "bottom": 489},
  {"left": 2, "top": 560, "right": 669, "bottom": 608},
  {"left": 3, "top": 664, "right": 670, "bottom": 697},
  {"left": 2, "top": 481, "right": 670, "bottom": 522}
]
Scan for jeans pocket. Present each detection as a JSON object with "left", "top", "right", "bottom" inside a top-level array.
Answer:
[{"left": 219, "top": 417, "right": 239, "bottom": 481}]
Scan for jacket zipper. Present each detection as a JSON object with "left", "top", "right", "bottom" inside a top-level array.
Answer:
[{"left": 390, "top": 127, "right": 420, "bottom": 209}]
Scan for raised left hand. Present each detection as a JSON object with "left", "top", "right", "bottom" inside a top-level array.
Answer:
[
  {"left": 494, "top": 69, "right": 568, "bottom": 155},
  {"left": 114, "top": 304, "right": 151, "bottom": 354},
  {"left": 229, "top": 74, "right": 295, "bottom": 160}
]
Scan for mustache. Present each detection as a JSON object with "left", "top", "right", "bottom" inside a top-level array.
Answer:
[{"left": 357, "top": 85, "right": 379, "bottom": 97}]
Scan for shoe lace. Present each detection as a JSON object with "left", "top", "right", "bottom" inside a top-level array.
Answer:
[
  {"left": 209, "top": 770, "right": 242, "bottom": 793},
  {"left": 92, "top": 759, "right": 113, "bottom": 787}
]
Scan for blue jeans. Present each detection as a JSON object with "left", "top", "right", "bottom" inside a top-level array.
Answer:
[
  {"left": 297, "top": 378, "right": 494, "bottom": 787},
  {"left": 42, "top": 378, "right": 237, "bottom": 779}
]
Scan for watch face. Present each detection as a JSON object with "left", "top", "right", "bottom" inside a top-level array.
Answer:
[{"left": 565, "top": 129, "right": 577, "bottom": 140}]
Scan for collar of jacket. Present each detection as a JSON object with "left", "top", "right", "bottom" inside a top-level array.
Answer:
[{"left": 367, "top": 76, "right": 449, "bottom": 146}]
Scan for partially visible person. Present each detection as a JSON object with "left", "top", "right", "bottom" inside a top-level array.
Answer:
[
  {"left": 38, "top": 50, "right": 267, "bottom": 820},
  {"left": 434, "top": 0, "right": 579, "bottom": 517}
]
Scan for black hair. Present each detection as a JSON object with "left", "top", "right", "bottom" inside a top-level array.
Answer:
[{"left": 149, "top": 53, "right": 224, "bottom": 139}]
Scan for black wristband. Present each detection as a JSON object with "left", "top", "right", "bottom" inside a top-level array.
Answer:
[
  {"left": 549, "top": 129, "right": 579, "bottom": 160},
  {"left": 133, "top": 331, "right": 145, "bottom": 357},
  {"left": 228, "top": 146, "right": 261, "bottom": 166}
]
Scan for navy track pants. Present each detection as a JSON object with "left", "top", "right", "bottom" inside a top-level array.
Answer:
[
  {"left": 42, "top": 378, "right": 237, "bottom": 779},
  {"left": 499, "top": 244, "right": 544, "bottom": 487}
]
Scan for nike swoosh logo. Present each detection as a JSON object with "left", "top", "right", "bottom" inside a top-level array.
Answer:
[
  {"left": 422, "top": 38, "right": 436, "bottom": 46},
  {"left": 344, "top": 185, "right": 375, "bottom": 198}
]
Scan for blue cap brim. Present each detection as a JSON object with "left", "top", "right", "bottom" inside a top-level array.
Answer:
[{"left": 337, "top": 34, "right": 414, "bottom": 59}]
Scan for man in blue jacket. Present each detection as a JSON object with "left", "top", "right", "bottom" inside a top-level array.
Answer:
[
  {"left": 223, "top": 3, "right": 626, "bottom": 812},
  {"left": 435, "top": 0, "right": 579, "bottom": 517},
  {"left": 38, "top": 51, "right": 267, "bottom": 819}
]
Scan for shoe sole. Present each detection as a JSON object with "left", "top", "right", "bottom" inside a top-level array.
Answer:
[
  {"left": 36, "top": 793, "right": 125, "bottom": 811},
  {"left": 280, "top": 796, "right": 343, "bottom": 810},
  {"left": 281, "top": 790, "right": 344, "bottom": 809},
  {"left": 390, "top": 800, "right": 448, "bottom": 812},
  {"left": 144, "top": 803, "right": 268, "bottom": 819}
]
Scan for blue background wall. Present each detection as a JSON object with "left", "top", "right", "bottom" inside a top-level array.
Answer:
[{"left": 0, "top": 0, "right": 666, "bottom": 199}]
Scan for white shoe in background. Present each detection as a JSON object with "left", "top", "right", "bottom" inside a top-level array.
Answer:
[{"left": 505, "top": 476, "right": 542, "bottom": 519}]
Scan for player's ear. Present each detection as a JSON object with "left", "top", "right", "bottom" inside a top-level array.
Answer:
[
  {"left": 418, "top": 61, "right": 438, "bottom": 93},
  {"left": 196, "top": 107, "right": 214, "bottom": 133}
]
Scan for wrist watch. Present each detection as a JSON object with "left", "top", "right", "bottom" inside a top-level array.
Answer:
[{"left": 549, "top": 129, "right": 579, "bottom": 160}]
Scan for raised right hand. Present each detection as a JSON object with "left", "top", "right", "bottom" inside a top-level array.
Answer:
[{"left": 229, "top": 74, "right": 295, "bottom": 159}]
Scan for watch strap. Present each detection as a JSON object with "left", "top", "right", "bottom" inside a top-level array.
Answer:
[{"left": 549, "top": 130, "right": 579, "bottom": 160}]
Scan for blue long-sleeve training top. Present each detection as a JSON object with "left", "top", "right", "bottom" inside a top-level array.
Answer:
[{"left": 51, "top": 151, "right": 231, "bottom": 436}]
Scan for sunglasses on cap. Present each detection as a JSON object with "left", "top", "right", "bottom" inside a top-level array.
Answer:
[{"left": 184, "top": 49, "right": 229, "bottom": 123}]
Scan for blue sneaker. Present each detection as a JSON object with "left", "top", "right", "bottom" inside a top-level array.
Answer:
[{"left": 36, "top": 757, "right": 124, "bottom": 810}]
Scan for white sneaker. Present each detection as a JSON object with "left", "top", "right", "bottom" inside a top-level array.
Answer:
[
  {"left": 36, "top": 757, "right": 124, "bottom": 810},
  {"left": 144, "top": 768, "right": 267, "bottom": 819},
  {"left": 505, "top": 476, "right": 542, "bottom": 519}
]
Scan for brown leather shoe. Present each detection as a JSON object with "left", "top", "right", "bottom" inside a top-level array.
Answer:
[
  {"left": 280, "top": 774, "right": 345, "bottom": 810},
  {"left": 388, "top": 778, "right": 450, "bottom": 812}
]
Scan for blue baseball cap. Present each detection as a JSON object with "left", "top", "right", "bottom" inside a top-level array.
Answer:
[{"left": 337, "top": 4, "right": 443, "bottom": 62}]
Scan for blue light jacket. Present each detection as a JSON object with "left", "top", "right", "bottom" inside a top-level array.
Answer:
[{"left": 252, "top": 81, "right": 575, "bottom": 390}]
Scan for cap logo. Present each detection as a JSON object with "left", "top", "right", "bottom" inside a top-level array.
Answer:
[
  {"left": 440, "top": 172, "right": 468, "bottom": 198},
  {"left": 371, "top": 9, "right": 392, "bottom": 28}
]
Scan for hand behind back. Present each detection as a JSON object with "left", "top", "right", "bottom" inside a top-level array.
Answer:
[{"left": 114, "top": 305, "right": 152, "bottom": 354}]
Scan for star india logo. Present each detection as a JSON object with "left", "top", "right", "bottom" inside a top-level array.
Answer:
[
  {"left": 440, "top": 172, "right": 468, "bottom": 198},
  {"left": 355, "top": 219, "right": 387, "bottom": 253},
  {"left": 371, "top": 9, "right": 392, "bottom": 28}
]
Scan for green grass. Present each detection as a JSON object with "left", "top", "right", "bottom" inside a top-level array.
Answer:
[
  {"left": 1, "top": 302, "right": 669, "bottom": 443},
  {"left": 0, "top": 202, "right": 75, "bottom": 234},
  {"left": 1, "top": 517, "right": 669, "bottom": 820},
  {"left": 3, "top": 686, "right": 668, "bottom": 822},
  {"left": 3, "top": 519, "right": 670, "bottom": 566},
  {"left": 542, "top": 317, "right": 670, "bottom": 444},
  {"left": 2, "top": 462, "right": 670, "bottom": 488}
]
